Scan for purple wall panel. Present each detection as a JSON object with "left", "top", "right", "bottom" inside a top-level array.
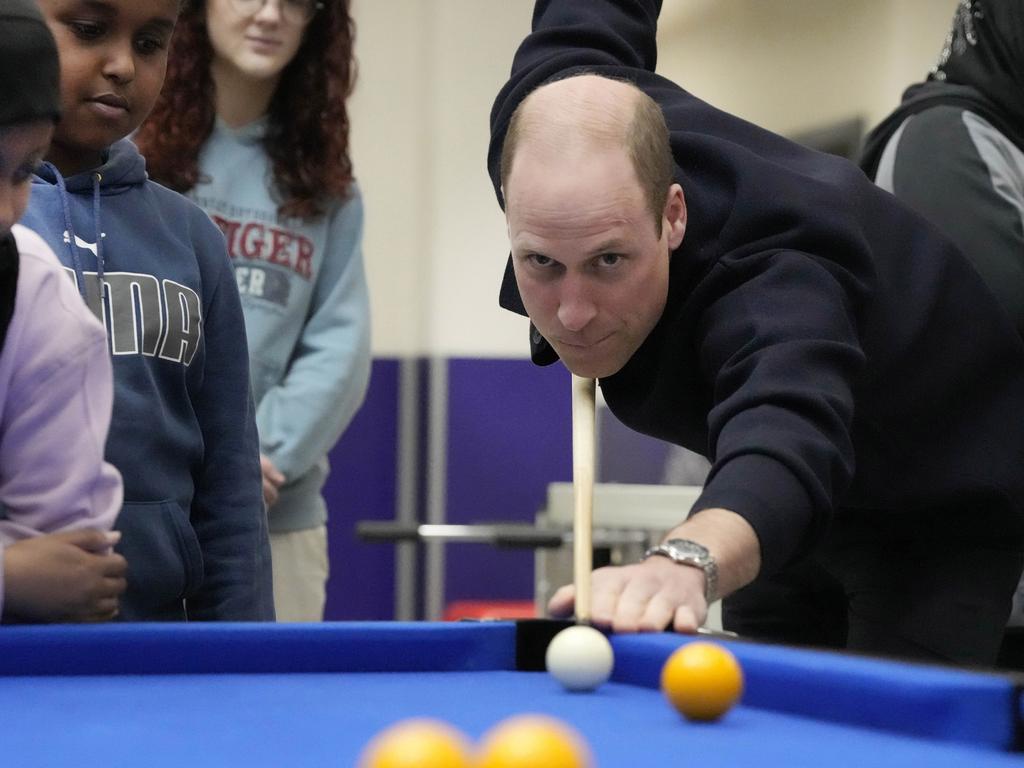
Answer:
[
  {"left": 322, "top": 357, "right": 575, "bottom": 620},
  {"left": 444, "top": 358, "right": 573, "bottom": 606},
  {"left": 322, "top": 358, "right": 399, "bottom": 620},
  {"left": 597, "top": 407, "right": 674, "bottom": 485}
]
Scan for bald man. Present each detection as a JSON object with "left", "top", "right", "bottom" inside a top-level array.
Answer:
[{"left": 488, "top": 0, "right": 1024, "bottom": 667}]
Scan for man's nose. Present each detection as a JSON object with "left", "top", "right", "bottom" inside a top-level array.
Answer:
[{"left": 557, "top": 279, "right": 598, "bottom": 332}]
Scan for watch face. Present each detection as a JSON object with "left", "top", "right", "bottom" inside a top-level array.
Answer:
[
  {"left": 645, "top": 539, "right": 717, "bottom": 602},
  {"left": 665, "top": 539, "right": 710, "bottom": 562}
]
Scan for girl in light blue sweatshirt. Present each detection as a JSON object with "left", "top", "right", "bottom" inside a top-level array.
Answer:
[{"left": 136, "top": 0, "right": 370, "bottom": 621}]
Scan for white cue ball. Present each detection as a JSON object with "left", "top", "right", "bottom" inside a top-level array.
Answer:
[{"left": 545, "top": 625, "right": 614, "bottom": 692}]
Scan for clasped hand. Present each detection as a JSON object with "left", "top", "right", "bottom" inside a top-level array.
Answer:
[{"left": 3, "top": 530, "right": 127, "bottom": 623}]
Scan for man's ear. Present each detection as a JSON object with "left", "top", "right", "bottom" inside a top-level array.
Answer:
[
  {"left": 663, "top": 183, "right": 686, "bottom": 250},
  {"left": 502, "top": 184, "right": 513, "bottom": 237}
]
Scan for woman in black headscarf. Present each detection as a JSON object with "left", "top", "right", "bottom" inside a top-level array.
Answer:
[
  {"left": 0, "top": 0, "right": 126, "bottom": 624},
  {"left": 861, "top": 0, "right": 1024, "bottom": 647},
  {"left": 859, "top": 0, "right": 1024, "bottom": 336}
]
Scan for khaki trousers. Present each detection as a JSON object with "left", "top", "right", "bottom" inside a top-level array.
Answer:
[{"left": 270, "top": 525, "right": 328, "bottom": 622}]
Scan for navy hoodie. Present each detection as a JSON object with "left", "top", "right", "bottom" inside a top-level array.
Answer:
[
  {"left": 489, "top": 0, "right": 1024, "bottom": 574},
  {"left": 21, "top": 139, "right": 273, "bottom": 620}
]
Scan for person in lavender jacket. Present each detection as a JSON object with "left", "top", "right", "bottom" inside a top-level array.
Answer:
[{"left": 0, "top": 0, "right": 125, "bottom": 623}]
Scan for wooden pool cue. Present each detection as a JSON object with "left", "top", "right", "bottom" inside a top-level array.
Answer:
[{"left": 571, "top": 374, "right": 596, "bottom": 623}]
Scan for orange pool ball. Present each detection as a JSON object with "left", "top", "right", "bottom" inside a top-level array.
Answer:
[
  {"left": 475, "top": 714, "right": 593, "bottom": 768},
  {"left": 357, "top": 718, "right": 474, "bottom": 768},
  {"left": 660, "top": 641, "right": 744, "bottom": 722}
]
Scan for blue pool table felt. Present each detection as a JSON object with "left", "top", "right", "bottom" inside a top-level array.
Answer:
[{"left": 0, "top": 621, "right": 1020, "bottom": 767}]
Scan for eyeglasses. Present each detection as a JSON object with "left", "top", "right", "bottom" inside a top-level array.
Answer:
[{"left": 228, "top": 0, "right": 324, "bottom": 25}]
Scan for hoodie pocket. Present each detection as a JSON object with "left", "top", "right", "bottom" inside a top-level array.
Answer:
[{"left": 114, "top": 500, "right": 204, "bottom": 618}]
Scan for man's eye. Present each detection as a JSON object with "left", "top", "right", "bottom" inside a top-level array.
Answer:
[
  {"left": 530, "top": 254, "right": 553, "bottom": 267},
  {"left": 599, "top": 253, "right": 622, "bottom": 266}
]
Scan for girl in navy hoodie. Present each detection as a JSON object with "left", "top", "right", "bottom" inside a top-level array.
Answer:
[{"left": 22, "top": 0, "right": 273, "bottom": 621}]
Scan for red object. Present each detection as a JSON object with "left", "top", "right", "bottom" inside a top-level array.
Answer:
[{"left": 443, "top": 600, "right": 536, "bottom": 621}]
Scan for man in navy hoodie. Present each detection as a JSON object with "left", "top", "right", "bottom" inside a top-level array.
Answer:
[{"left": 492, "top": 0, "right": 1024, "bottom": 666}]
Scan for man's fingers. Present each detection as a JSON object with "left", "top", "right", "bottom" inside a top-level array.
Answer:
[
  {"left": 672, "top": 604, "right": 701, "bottom": 634},
  {"left": 591, "top": 570, "right": 632, "bottom": 630},
  {"left": 606, "top": 570, "right": 664, "bottom": 632},
  {"left": 548, "top": 584, "right": 576, "bottom": 617},
  {"left": 636, "top": 593, "right": 679, "bottom": 633},
  {"left": 550, "top": 560, "right": 707, "bottom": 634}
]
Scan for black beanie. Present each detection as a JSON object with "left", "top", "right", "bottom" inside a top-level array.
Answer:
[{"left": 0, "top": 0, "right": 61, "bottom": 127}]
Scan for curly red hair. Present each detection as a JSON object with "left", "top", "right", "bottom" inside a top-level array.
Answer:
[{"left": 135, "top": 0, "right": 356, "bottom": 221}]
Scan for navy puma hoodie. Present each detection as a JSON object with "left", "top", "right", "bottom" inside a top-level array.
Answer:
[{"left": 21, "top": 138, "right": 273, "bottom": 620}]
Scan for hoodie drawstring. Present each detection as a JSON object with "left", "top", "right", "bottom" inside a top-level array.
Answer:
[
  {"left": 44, "top": 162, "right": 106, "bottom": 311},
  {"left": 92, "top": 172, "right": 105, "bottom": 299},
  {"left": 48, "top": 162, "right": 86, "bottom": 299}
]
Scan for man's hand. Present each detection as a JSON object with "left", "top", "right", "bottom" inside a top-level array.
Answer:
[
  {"left": 549, "top": 556, "right": 708, "bottom": 633},
  {"left": 549, "top": 507, "right": 762, "bottom": 634},
  {"left": 3, "top": 530, "right": 127, "bottom": 623},
  {"left": 260, "top": 455, "right": 285, "bottom": 508}
]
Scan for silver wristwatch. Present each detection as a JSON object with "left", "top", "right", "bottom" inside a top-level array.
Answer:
[{"left": 642, "top": 538, "right": 718, "bottom": 603}]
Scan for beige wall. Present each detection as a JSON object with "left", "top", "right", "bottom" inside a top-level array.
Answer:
[
  {"left": 349, "top": 0, "right": 531, "bottom": 357},
  {"left": 350, "top": 0, "right": 958, "bottom": 357},
  {"left": 656, "top": 0, "right": 957, "bottom": 136}
]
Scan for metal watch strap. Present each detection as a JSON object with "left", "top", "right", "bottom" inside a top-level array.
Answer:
[{"left": 642, "top": 538, "right": 719, "bottom": 603}]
